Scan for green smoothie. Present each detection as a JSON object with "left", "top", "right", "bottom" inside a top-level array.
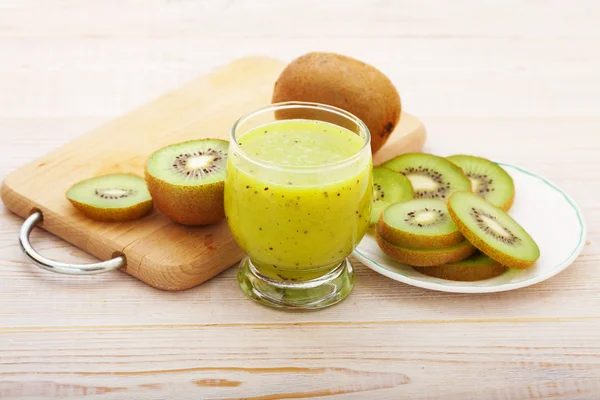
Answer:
[{"left": 225, "top": 119, "right": 372, "bottom": 281}]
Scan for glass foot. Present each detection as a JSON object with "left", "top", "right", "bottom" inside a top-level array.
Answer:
[{"left": 237, "top": 257, "right": 355, "bottom": 310}]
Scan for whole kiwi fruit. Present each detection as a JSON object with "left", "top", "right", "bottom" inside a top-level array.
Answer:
[{"left": 272, "top": 52, "right": 401, "bottom": 154}]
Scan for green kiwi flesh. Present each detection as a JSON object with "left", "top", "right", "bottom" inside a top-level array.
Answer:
[
  {"left": 146, "top": 139, "right": 227, "bottom": 186},
  {"left": 447, "top": 154, "right": 514, "bottom": 211},
  {"left": 370, "top": 167, "right": 414, "bottom": 225},
  {"left": 66, "top": 174, "right": 153, "bottom": 222},
  {"left": 381, "top": 153, "right": 471, "bottom": 199},
  {"left": 377, "top": 199, "right": 463, "bottom": 249},
  {"left": 447, "top": 191, "right": 540, "bottom": 269},
  {"left": 414, "top": 251, "right": 508, "bottom": 281}
]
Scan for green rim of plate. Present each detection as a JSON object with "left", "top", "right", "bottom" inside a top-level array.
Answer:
[{"left": 354, "top": 162, "right": 586, "bottom": 290}]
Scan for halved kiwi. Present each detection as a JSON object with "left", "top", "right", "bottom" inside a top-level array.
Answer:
[
  {"left": 66, "top": 173, "right": 153, "bottom": 222},
  {"left": 447, "top": 154, "right": 514, "bottom": 211},
  {"left": 145, "top": 139, "right": 228, "bottom": 225},
  {"left": 370, "top": 167, "right": 414, "bottom": 225},
  {"left": 447, "top": 191, "right": 540, "bottom": 269},
  {"left": 375, "top": 232, "right": 476, "bottom": 267},
  {"left": 414, "top": 251, "right": 507, "bottom": 281},
  {"left": 377, "top": 199, "right": 463, "bottom": 249},
  {"left": 381, "top": 153, "right": 471, "bottom": 199}
]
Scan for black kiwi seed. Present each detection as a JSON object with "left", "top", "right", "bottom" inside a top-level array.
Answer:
[
  {"left": 467, "top": 172, "right": 494, "bottom": 195},
  {"left": 170, "top": 148, "right": 226, "bottom": 178},
  {"left": 399, "top": 166, "right": 451, "bottom": 198},
  {"left": 401, "top": 206, "right": 449, "bottom": 228},
  {"left": 469, "top": 208, "right": 521, "bottom": 245},
  {"left": 94, "top": 188, "right": 136, "bottom": 200}
]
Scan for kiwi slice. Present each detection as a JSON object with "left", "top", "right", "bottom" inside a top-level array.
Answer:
[
  {"left": 377, "top": 199, "right": 463, "bottom": 249},
  {"left": 414, "top": 251, "right": 507, "bottom": 281},
  {"left": 375, "top": 232, "right": 476, "bottom": 267},
  {"left": 66, "top": 174, "right": 153, "bottom": 222},
  {"left": 447, "top": 154, "right": 514, "bottom": 211},
  {"left": 370, "top": 167, "right": 414, "bottom": 225},
  {"left": 145, "top": 139, "right": 228, "bottom": 225},
  {"left": 447, "top": 191, "right": 540, "bottom": 269},
  {"left": 381, "top": 153, "right": 471, "bottom": 199}
]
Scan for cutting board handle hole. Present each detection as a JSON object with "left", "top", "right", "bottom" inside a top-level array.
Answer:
[
  {"left": 29, "top": 207, "right": 43, "bottom": 222},
  {"left": 112, "top": 251, "right": 127, "bottom": 270}
]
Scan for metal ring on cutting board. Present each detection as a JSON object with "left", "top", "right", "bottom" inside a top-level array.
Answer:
[{"left": 19, "top": 211, "right": 126, "bottom": 275}]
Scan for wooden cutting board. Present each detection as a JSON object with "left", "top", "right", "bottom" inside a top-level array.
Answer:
[{"left": 0, "top": 56, "right": 426, "bottom": 291}]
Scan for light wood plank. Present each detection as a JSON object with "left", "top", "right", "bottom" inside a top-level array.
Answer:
[{"left": 1, "top": 322, "right": 600, "bottom": 399}]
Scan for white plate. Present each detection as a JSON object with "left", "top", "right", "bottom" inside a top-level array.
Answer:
[{"left": 353, "top": 163, "right": 586, "bottom": 293}]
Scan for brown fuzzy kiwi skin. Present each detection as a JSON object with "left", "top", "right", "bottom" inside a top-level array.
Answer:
[
  {"left": 144, "top": 170, "right": 225, "bottom": 226},
  {"left": 67, "top": 198, "right": 153, "bottom": 222},
  {"left": 500, "top": 191, "right": 515, "bottom": 212},
  {"left": 446, "top": 193, "right": 535, "bottom": 269},
  {"left": 375, "top": 232, "right": 476, "bottom": 267},
  {"left": 271, "top": 52, "right": 401, "bottom": 154},
  {"left": 414, "top": 263, "right": 507, "bottom": 282},
  {"left": 376, "top": 216, "right": 464, "bottom": 250}
]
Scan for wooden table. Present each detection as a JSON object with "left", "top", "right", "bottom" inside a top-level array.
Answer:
[{"left": 1, "top": 1, "right": 598, "bottom": 398}]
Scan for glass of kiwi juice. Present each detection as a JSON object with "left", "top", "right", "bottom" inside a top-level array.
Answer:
[{"left": 224, "top": 102, "right": 373, "bottom": 310}]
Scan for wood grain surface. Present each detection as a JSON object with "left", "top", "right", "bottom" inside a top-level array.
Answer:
[{"left": 1, "top": 0, "right": 599, "bottom": 399}]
